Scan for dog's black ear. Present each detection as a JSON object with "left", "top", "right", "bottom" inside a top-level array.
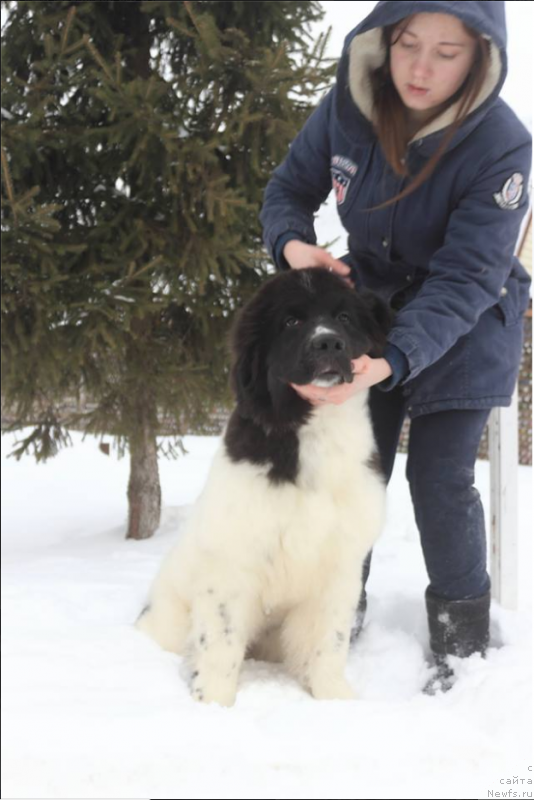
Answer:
[
  {"left": 231, "top": 339, "right": 262, "bottom": 408},
  {"left": 359, "top": 291, "right": 394, "bottom": 357},
  {"left": 229, "top": 296, "right": 271, "bottom": 418}
]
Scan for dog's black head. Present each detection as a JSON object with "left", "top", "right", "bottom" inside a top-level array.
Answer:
[{"left": 230, "top": 267, "right": 392, "bottom": 427}]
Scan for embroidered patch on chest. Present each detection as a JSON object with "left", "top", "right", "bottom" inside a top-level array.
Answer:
[
  {"left": 493, "top": 172, "right": 524, "bottom": 210},
  {"left": 331, "top": 155, "right": 358, "bottom": 205}
]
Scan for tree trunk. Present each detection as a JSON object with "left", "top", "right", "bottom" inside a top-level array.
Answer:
[
  {"left": 120, "top": 4, "right": 160, "bottom": 541},
  {"left": 126, "top": 414, "right": 161, "bottom": 540}
]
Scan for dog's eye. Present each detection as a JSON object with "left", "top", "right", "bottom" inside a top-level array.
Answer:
[
  {"left": 337, "top": 312, "right": 351, "bottom": 324},
  {"left": 284, "top": 316, "right": 301, "bottom": 328}
]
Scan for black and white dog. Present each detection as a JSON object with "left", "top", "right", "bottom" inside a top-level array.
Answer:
[{"left": 136, "top": 267, "right": 392, "bottom": 705}]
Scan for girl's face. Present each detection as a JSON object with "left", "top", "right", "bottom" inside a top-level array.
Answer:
[{"left": 389, "top": 13, "right": 478, "bottom": 122}]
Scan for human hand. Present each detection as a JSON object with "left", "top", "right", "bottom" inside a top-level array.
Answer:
[
  {"left": 290, "top": 356, "right": 392, "bottom": 406},
  {"left": 283, "top": 240, "right": 354, "bottom": 286}
]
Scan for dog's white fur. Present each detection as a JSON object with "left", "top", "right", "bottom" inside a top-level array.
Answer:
[{"left": 137, "top": 391, "right": 385, "bottom": 705}]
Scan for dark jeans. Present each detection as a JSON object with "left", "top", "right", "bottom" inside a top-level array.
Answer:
[{"left": 362, "top": 385, "right": 492, "bottom": 601}]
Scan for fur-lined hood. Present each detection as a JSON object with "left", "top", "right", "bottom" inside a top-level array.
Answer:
[{"left": 335, "top": 0, "right": 507, "bottom": 148}]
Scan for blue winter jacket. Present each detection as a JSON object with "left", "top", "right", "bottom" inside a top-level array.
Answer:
[{"left": 259, "top": 0, "right": 532, "bottom": 418}]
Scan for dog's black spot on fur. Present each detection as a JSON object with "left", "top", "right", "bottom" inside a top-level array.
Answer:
[
  {"left": 136, "top": 604, "right": 151, "bottom": 623},
  {"left": 225, "top": 412, "right": 300, "bottom": 484},
  {"left": 191, "top": 670, "right": 199, "bottom": 680},
  {"left": 218, "top": 604, "right": 234, "bottom": 637},
  {"left": 366, "top": 449, "right": 385, "bottom": 481}
]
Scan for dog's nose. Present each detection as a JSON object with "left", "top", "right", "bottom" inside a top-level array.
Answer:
[{"left": 311, "top": 333, "right": 346, "bottom": 353}]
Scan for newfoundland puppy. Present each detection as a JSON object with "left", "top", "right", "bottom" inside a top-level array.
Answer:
[{"left": 136, "top": 267, "right": 391, "bottom": 705}]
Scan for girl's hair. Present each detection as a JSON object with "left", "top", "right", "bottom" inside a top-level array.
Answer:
[{"left": 369, "top": 17, "right": 491, "bottom": 208}]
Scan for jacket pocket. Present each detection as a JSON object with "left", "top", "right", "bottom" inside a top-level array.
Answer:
[{"left": 494, "top": 276, "right": 522, "bottom": 327}]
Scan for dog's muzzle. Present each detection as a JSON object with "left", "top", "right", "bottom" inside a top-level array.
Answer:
[{"left": 308, "top": 331, "right": 354, "bottom": 387}]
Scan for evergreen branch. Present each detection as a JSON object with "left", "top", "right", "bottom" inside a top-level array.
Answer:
[
  {"left": 182, "top": 1, "right": 221, "bottom": 57},
  {"left": 115, "top": 51, "right": 122, "bottom": 85},
  {"left": 63, "top": 38, "right": 86, "bottom": 58},
  {"left": 182, "top": 2, "right": 199, "bottom": 33},
  {"left": 1, "top": 146, "right": 16, "bottom": 223},
  {"left": 16, "top": 185, "right": 41, "bottom": 207},
  {"left": 166, "top": 16, "right": 196, "bottom": 39},
  {"left": 121, "top": 255, "right": 164, "bottom": 284},
  {"left": 44, "top": 33, "right": 54, "bottom": 60},
  {"left": 145, "top": 76, "right": 155, "bottom": 101},
  {"left": 83, "top": 35, "right": 116, "bottom": 85},
  {"left": 6, "top": 421, "right": 72, "bottom": 463},
  {"left": 60, "top": 6, "right": 77, "bottom": 55}
]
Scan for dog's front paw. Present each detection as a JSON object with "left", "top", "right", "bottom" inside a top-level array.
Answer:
[
  {"left": 309, "top": 676, "right": 357, "bottom": 701},
  {"left": 191, "top": 674, "right": 237, "bottom": 707}
]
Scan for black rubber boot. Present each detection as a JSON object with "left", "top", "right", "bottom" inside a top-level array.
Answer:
[
  {"left": 350, "top": 552, "right": 372, "bottom": 644},
  {"left": 424, "top": 586, "right": 491, "bottom": 694}
]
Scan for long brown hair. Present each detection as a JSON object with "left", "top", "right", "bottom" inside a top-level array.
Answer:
[{"left": 369, "top": 17, "right": 491, "bottom": 209}]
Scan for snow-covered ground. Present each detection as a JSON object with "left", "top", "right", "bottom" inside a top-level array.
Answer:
[
  {"left": 2, "top": 427, "right": 532, "bottom": 800},
  {"left": 2, "top": 2, "right": 532, "bottom": 796}
]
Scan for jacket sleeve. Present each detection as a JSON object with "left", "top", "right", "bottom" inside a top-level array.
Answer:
[
  {"left": 387, "top": 139, "right": 532, "bottom": 383},
  {"left": 259, "top": 88, "right": 335, "bottom": 268}
]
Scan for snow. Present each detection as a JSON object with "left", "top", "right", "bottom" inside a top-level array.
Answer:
[
  {"left": 2, "top": 427, "right": 532, "bottom": 800},
  {"left": 2, "top": 2, "right": 532, "bottom": 794}
]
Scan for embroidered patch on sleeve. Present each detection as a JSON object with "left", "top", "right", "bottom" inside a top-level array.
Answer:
[
  {"left": 331, "top": 155, "right": 358, "bottom": 205},
  {"left": 493, "top": 172, "right": 524, "bottom": 210}
]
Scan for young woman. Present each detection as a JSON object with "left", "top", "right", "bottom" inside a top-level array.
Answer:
[{"left": 259, "top": 1, "right": 531, "bottom": 692}]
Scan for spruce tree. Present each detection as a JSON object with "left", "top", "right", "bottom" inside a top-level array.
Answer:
[{"left": 1, "top": 0, "right": 335, "bottom": 538}]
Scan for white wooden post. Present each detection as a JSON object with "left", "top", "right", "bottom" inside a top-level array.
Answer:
[
  {"left": 488, "top": 386, "right": 519, "bottom": 609},
  {"left": 488, "top": 210, "right": 530, "bottom": 611}
]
